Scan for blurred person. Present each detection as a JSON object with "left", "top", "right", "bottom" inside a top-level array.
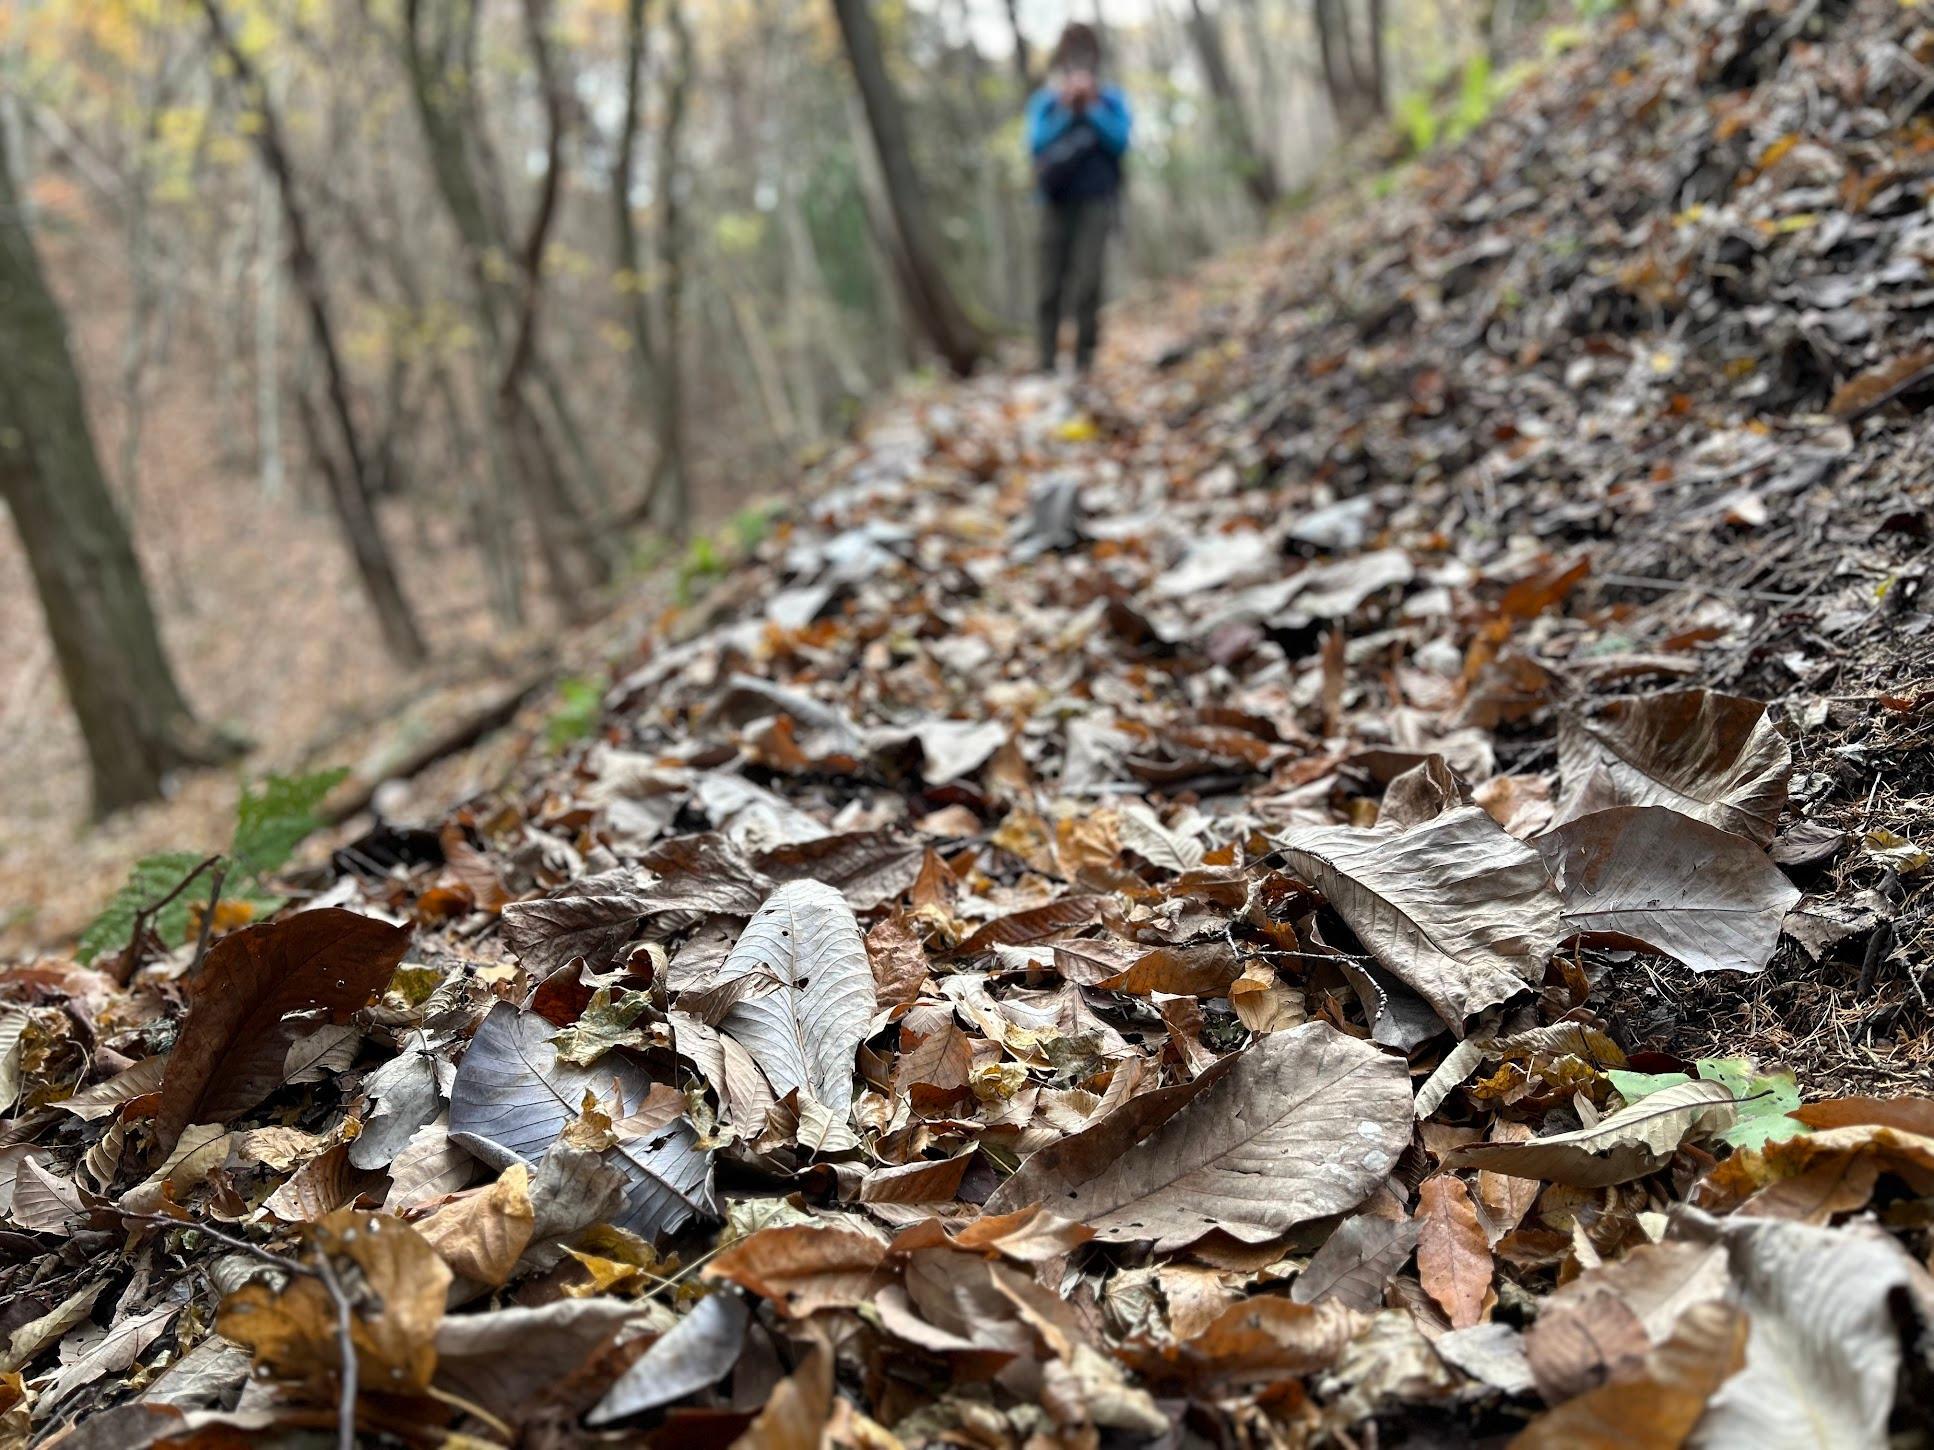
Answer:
[{"left": 1026, "top": 22, "right": 1131, "bottom": 376}]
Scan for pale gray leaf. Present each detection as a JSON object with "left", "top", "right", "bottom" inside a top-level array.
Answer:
[
  {"left": 1534, "top": 805, "right": 1799, "bottom": 974},
  {"left": 449, "top": 1002, "right": 715, "bottom": 1242},
  {"left": 715, "top": 882, "right": 876, "bottom": 1120},
  {"left": 1690, "top": 1213, "right": 1929, "bottom": 1450},
  {"left": 586, "top": 1292, "right": 750, "bottom": 1425},
  {"left": 1292, "top": 1214, "right": 1421, "bottom": 1312},
  {"left": 1279, "top": 805, "right": 1562, "bottom": 1032}
]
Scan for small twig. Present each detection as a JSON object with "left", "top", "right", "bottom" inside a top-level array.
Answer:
[
  {"left": 187, "top": 861, "right": 229, "bottom": 978},
  {"left": 120, "top": 1209, "right": 314, "bottom": 1278},
  {"left": 113, "top": 854, "right": 222, "bottom": 985},
  {"left": 311, "top": 1242, "right": 359, "bottom": 1450},
  {"left": 1597, "top": 572, "right": 1804, "bottom": 605},
  {"left": 639, "top": 1239, "right": 728, "bottom": 1304}
]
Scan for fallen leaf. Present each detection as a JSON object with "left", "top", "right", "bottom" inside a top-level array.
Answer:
[
  {"left": 587, "top": 1292, "right": 749, "bottom": 1426},
  {"left": 1416, "top": 1176, "right": 1494, "bottom": 1328},
  {"left": 1535, "top": 806, "right": 1799, "bottom": 974},
  {"left": 1447, "top": 1080, "right": 1739, "bottom": 1186},
  {"left": 711, "top": 881, "right": 876, "bottom": 1119},
  {"left": 218, "top": 1209, "right": 451, "bottom": 1395},
  {"left": 1556, "top": 692, "right": 1790, "bottom": 846},
  {"left": 986, "top": 1021, "right": 1410, "bottom": 1249},
  {"left": 1279, "top": 805, "right": 1563, "bottom": 1031},
  {"left": 155, "top": 909, "right": 411, "bottom": 1152}
]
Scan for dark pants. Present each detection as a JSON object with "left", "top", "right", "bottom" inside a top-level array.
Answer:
[{"left": 1037, "top": 195, "right": 1114, "bottom": 373}]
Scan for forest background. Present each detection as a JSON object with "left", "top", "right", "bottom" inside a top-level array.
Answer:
[{"left": 0, "top": 0, "right": 1534, "bottom": 948}]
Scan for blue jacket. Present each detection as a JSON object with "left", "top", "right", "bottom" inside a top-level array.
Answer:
[{"left": 1027, "top": 84, "right": 1130, "bottom": 203}]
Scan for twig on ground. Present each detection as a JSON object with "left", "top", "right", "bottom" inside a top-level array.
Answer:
[
  {"left": 186, "top": 860, "right": 229, "bottom": 978},
  {"left": 311, "top": 1240, "right": 359, "bottom": 1450},
  {"left": 112, "top": 854, "right": 222, "bottom": 985}
]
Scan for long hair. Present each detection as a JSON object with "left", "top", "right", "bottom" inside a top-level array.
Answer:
[{"left": 1050, "top": 22, "right": 1101, "bottom": 74}]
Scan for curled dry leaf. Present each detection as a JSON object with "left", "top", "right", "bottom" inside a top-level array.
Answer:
[
  {"left": 1447, "top": 1080, "right": 1738, "bottom": 1187},
  {"left": 1556, "top": 692, "right": 1791, "bottom": 847},
  {"left": 987, "top": 1021, "right": 1410, "bottom": 1249},
  {"left": 1534, "top": 806, "right": 1799, "bottom": 974},
  {"left": 1279, "top": 805, "right": 1563, "bottom": 1031},
  {"left": 1510, "top": 1301, "right": 1746, "bottom": 1450}
]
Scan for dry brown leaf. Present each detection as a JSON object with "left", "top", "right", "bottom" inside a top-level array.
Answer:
[
  {"left": 417, "top": 1161, "right": 535, "bottom": 1285},
  {"left": 1279, "top": 804, "right": 1563, "bottom": 1030},
  {"left": 1555, "top": 691, "right": 1790, "bottom": 846},
  {"left": 1415, "top": 1176, "right": 1494, "bottom": 1329},
  {"left": 704, "top": 1225, "right": 894, "bottom": 1316},
  {"left": 155, "top": 910, "right": 411, "bottom": 1153},
  {"left": 1511, "top": 1301, "right": 1746, "bottom": 1448},
  {"left": 1534, "top": 806, "right": 1797, "bottom": 974},
  {"left": 1447, "top": 1080, "right": 1738, "bottom": 1187},
  {"left": 987, "top": 1021, "right": 1410, "bottom": 1249},
  {"left": 218, "top": 1209, "right": 451, "bottom": 1395}
]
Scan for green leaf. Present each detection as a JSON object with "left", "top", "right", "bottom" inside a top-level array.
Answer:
[
  {"left": 76, "top": 852, "right": 210, "bottom": 965},
  {"left": 551, "top": 987, "right": 653, "bottom": 1067},
  {"left": 546, "top": 679, "right": 603, "bottom": 749},
  {"left": 1693, "top": 1057, "right": 1806, "bottom": 1151},
  {"left": 229, "top": 768, "right": 347, "bottom": 880},
  {"left": 1609, "top": 1059, "right": 1807, "bottom": 1151}
]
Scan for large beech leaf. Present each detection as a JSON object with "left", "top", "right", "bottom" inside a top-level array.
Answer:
[
  {"left": 1278, "top": 805, "right": 1562, "bottom": 1032},
  {"left": 498, "top": 870, "right": 654, "bottom": 979},
  {"left": 1689, "top": 1212, "right": 1927, "bottom": 1449},
  {"left": 712, "top": 881, "right": 876, "bottom": 1118},
  {"left": 1446, "top": 1080, "right": 1738, "bottom": 1187},
  {"left": 1556, "top": 691, "right": 1791, "bottom": 846},
  {"left": 1534, "top": 806, "right": 1799, "bottom": 974},
  {"left": 448, "top": 1002, "right": 715, "bottom": 1242},
  {"left": 984, "top": 1021, "right": 1410, "bottom": 1250},
  {"left": 156, "top": 909, "right": 411, "bottom": 1153}
]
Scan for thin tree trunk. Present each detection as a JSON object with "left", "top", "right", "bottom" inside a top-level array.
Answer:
[
  {"left": 202, "top": 0, "right": 427, "bottom": 666},
  {"left": 1187, "top": 0, "right": 1280, "bottom": 212},
  {"left": 1364, "top": 0, "right": 1387, "bottom": 118},
  {"left": 253, "top": 164, "right": 286, "bottom": 500},
  {"left": 399, "top": 0, "right": 605, "bottom": 614},
  {"left": 829, "top": 0, "right": 987, "bottom": 377},
  {"left": 1003, "top": 0, "right": 1033, "bottom": 89},
  {"left": 0, "top": 109, "right": 242, "bottom": 814},
  {"left": 652, "top": 0, "right": 693, "bottom": 536}
]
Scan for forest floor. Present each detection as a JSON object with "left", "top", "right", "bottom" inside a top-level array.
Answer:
[{"left": 7, "top": 0, "right": 1934, "bottom": 1444}]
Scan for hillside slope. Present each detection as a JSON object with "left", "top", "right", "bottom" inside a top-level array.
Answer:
[{"left": 6, "top": 0, "right": 1934, "bottom": 1443}]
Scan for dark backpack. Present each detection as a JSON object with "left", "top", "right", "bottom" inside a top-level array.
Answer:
[{"left": 1035, "top": 119, "right": 1116, "bottom": 204}]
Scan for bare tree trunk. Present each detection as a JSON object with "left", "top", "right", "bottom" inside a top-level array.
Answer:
[
  {"left": 652, "top": 0, "right": 694, "bottom": 536},
  {"left": 1003, "top": 0, "right": 1033, "bottom": 89},
  {"left": 253, "top": 163, "right": 286, "bottom": 500},
  {"left": 1187, "top": 0, "right": 1280, "bottom": 212},
  {"left": 399, "top": 0, "right": 607, "bottom": 615},
  {"left": 0, "top": 109, "right": 243, "bottom": 814},
  {"left": 1364, "top": 0, "right": 1387, "bottom": 118},
  {"left": 829, "top": 0, "right": 988, "bottom": 377},
  {"left": 1315, "top": 0, "right": 1383, "bottom": 126},
  {"left": 202, "top": 0, "right": 427, "bottom": 666}
]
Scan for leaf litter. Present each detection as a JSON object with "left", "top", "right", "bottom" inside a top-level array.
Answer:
[{"left": 9, "top": 0, "right": 1934, "bottom": 1442}]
